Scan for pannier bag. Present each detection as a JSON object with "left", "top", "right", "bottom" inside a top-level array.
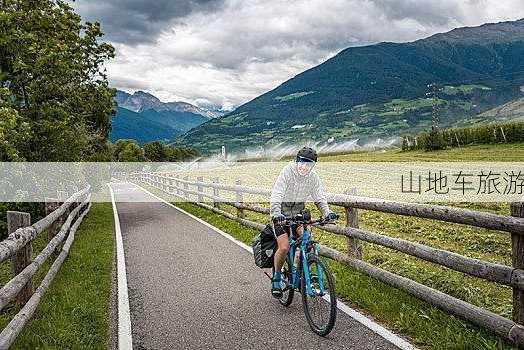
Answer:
[{"left": 252, "top": 224, "right": 277, "bottom": 268}]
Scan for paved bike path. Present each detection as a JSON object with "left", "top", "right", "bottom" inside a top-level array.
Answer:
[{"left": 110, "top": 182, "right": 404, "bottom": 350}]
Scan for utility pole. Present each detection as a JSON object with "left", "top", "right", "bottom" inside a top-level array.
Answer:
[
  {"left": 426, "top": 82, "right": 443, "bottom": 132},
  {"left": 426, "top": 83, "right": 443, "bottom": 150}
]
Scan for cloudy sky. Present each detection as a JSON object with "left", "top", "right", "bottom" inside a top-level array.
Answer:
[{"left": 72, "top": 0, "right": 524, "bottom": 111}]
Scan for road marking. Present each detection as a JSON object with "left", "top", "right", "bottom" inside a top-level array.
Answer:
[
  {"left": 132, "top": 182, "right": 418, "bottom": 350},
  {"left": 108, "top": 184, "right": 134, "bottom": 350}
]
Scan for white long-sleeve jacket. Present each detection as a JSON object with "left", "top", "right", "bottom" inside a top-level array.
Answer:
[{"left": 269, "top": 161, "right": 331, "bottom": 219}]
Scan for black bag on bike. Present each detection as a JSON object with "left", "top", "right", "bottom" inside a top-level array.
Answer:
[{"left": 251, "top": 224, "right": 276, "bottom": 268}]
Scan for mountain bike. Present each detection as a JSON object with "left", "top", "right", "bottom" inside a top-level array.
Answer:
[{"left": 266, "top": 210, "right": 338, "bottom": 336}]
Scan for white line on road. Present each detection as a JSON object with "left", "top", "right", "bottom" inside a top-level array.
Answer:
[
  {"left": 108, "top": 184, "right": 134, "bottom": 350},
  {"left": 132, "top": 182, "right": 418, "bottom": 350}
]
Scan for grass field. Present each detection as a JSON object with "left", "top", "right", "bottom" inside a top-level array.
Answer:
[
  {"left": 320, "top": 142, "right": 524, "bottom": 162},
  {"left": 137, "top": 141, "right": 522, "bottom": 349},
  {"left": 0, "top": 202, "right": 114, "bottom": 349}
]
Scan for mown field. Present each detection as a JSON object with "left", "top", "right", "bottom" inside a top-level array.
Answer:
[
  {"left": 320, "top": 141, "right": 524, "bottom": 162},
  {"left": 139, "top": 142, "right": 524, "bottom": 350}
]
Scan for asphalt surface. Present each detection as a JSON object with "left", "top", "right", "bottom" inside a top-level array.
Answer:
[{"left": 110, "top": 182, "right": 401, "bottom": 350}]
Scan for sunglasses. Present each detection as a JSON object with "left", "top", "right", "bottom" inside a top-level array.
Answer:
[
  {"left": 296, "top": 156, "right": 316, "bottom": 165},
  {"left": 297, "top": 156, "right": 315, "bottom": 164}
]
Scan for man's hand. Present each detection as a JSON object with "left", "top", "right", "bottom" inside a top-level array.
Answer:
[
  {"left": 272, "top": 214, "right": 286, "bottom": 225},
  {"left": 326, "top": 212, "right": 339, "bottom": 221}
]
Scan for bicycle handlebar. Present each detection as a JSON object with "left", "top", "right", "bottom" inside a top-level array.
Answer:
[{"left": 282, "top": 214, "right": 338, "bottom": 226}]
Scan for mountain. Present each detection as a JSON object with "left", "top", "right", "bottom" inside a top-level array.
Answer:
[
  {"left": 110, "top": 107, "right": 182, "bottom": 145},
  {"left": 173, "top": 19, "right": 524, "bottom": 155},
  {"left": 110, "top": 90, "right": 221, "bottom": 144},
  {"left": 117, "top": 90, "right": 220, "bottom": 118}
]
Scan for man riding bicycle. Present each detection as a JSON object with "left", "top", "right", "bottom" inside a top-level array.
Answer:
[{"left": 269, "top": 146, "right": 338, "bottom": 298}]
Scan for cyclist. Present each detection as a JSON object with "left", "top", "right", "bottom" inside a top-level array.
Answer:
[{"left": 269, "top": 146, "right": 338, "bottom": 298}]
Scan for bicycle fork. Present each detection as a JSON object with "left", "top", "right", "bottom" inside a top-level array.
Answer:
[{"left": 303, "top": 244, "right": 325, "bottom": 297}]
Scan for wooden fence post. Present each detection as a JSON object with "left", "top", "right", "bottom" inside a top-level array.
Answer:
[
  {"left": 57, "top": 191, "right": 68, "bottom": 201},
  {"left": 197, "top": 176, "right": 204, "bottom": 203},
  {"left": 44, "top": 198, "right": 60, "bottom": 243},
  {"left": 183, "top": 176, "right": 189, "bottom": 200},
  {"left": 57, "top": 191, "right": 69, "bottom": 234},
  {"left": 344, "top": 187, "right": 362, "bottom": 259},
  {"left": 213, "top": 177, "right": 220, "bottom": 209},
  {"left": 57, "top": 190, "right": 69, "bottom": 210},
  {"left": 236, "top": 179, "right": 245, "bottom": 219},
  {"left": 7, "top": 211, "right": 33, "bottom": 307},
  {"left": 176, "top": 176, "right": 180, "bottom": 196},
  {"left": 70, "top": 186, "right": 79, "bottom": 215},
  {"left": 511, "top": 200, "right": 524, "bottom": 324}
]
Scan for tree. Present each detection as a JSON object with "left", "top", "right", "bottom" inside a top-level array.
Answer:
[
  {"left": 143, "top": 141, "right": 200, "bottom": 162},
  {"left": 112, "top": 139, "right": 146, "bottom": 162},
  {"left": 425, "top": 129, "right": 445, "bottom": 151},
  {"left": 168, "top": 146, "right": 200, "bottom": 161},
  {"left": 144, "top": 141, "right": 168, "bottom": 162},
  {"left": 0, "top": 0, "right": 115, "bottom": 161},
  {"left": 401, "top": 136, "right": 409, "bottom": 151}
]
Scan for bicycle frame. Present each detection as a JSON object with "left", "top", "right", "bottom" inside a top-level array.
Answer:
[{"left": 286, "top": 224, "right": 325, "bottom": 297}]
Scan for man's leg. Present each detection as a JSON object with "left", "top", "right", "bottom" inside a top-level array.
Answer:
[
  {"left": 271, "top": 224, "right": 290, "bottom": 297},
  {"left": 274, "top": 234, "right": 290, "bottom": 273}
]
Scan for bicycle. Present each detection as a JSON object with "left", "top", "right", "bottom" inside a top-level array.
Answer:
[{"left": 266, "top": 209, "right": 338, "bottom": 336}]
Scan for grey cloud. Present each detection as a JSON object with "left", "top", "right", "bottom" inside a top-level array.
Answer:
[
  {"left": 371, "top": 0, "right": 465, "bottom": 26},
  {"left": 72, "top": 0, "right": 224, "bottom": 44},
  {"left": 110, "top": 77, "right": 152, "bottom": 91},
  {"left": 97, "top": 0, "right": 524, "bottom": 110}
]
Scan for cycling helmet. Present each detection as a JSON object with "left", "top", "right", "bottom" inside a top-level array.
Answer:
[{"left": 296, "top": 146, "right": 317, "bottom": 162}]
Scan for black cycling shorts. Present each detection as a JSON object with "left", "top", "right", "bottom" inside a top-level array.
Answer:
[{"left": 273, "top": 223, "right": 298, "bottom": 239}]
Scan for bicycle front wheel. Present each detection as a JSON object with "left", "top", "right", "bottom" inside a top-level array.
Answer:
[{"left": 300, "top": 256, "right": 337, "bottom": 336}]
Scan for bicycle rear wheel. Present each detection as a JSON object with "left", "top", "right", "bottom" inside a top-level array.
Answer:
[{"left": 300, "top": 256, "right": 337, "bottom": 336}]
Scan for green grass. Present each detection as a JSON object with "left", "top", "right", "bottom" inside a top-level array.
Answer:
[
  {"left": 320, "top": 142, "right": 524, "bottom": 162},
  {"left": 0, "top": 203, "right": 114, "bottom": 349},
  {"left": 443, "top": 85, "right": 491, "bottom": 95},
  {"left": 138, "top": 180, "right": 518, "bottom": 350}
]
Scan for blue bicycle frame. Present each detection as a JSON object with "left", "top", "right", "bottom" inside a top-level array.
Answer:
[{"left": 286, "top": 225, "right": 325, "bottom": 297}]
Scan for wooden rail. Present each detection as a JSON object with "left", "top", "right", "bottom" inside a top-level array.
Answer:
[
  {"left": 128, "top": 172, "right": 524, "bottom": 348},
  {"left": 0, "top": 186, "right": 91, "bottom": 349}
]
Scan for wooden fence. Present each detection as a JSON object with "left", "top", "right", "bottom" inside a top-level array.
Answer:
[
  {"left": 0, "top": 186, "right": 91, "bottom": 349},
  {"left": 128, "top": 171, "right": 524, "bottom": 348}
]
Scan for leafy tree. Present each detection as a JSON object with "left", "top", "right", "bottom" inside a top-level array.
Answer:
[
  {"left": 144, "top": 141, "right": 168, "bottom": 162},
  {"left": 112, "top": 139, "right": 146, "bottom": 162},
  {"left": 0, "top": 0, "right": 115, "bottom": 161},
  {"left": 143, "top": 141, "right": 200, "bottom": 162},
  {"left": 425, "top": 129, "right": 445, "bottom": 151},
  {"left": 401, "top": 136, "right": 409, "bottom": 151},
  {"left": 168, "top": 147, "right": 200, "bottom": 161}
]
